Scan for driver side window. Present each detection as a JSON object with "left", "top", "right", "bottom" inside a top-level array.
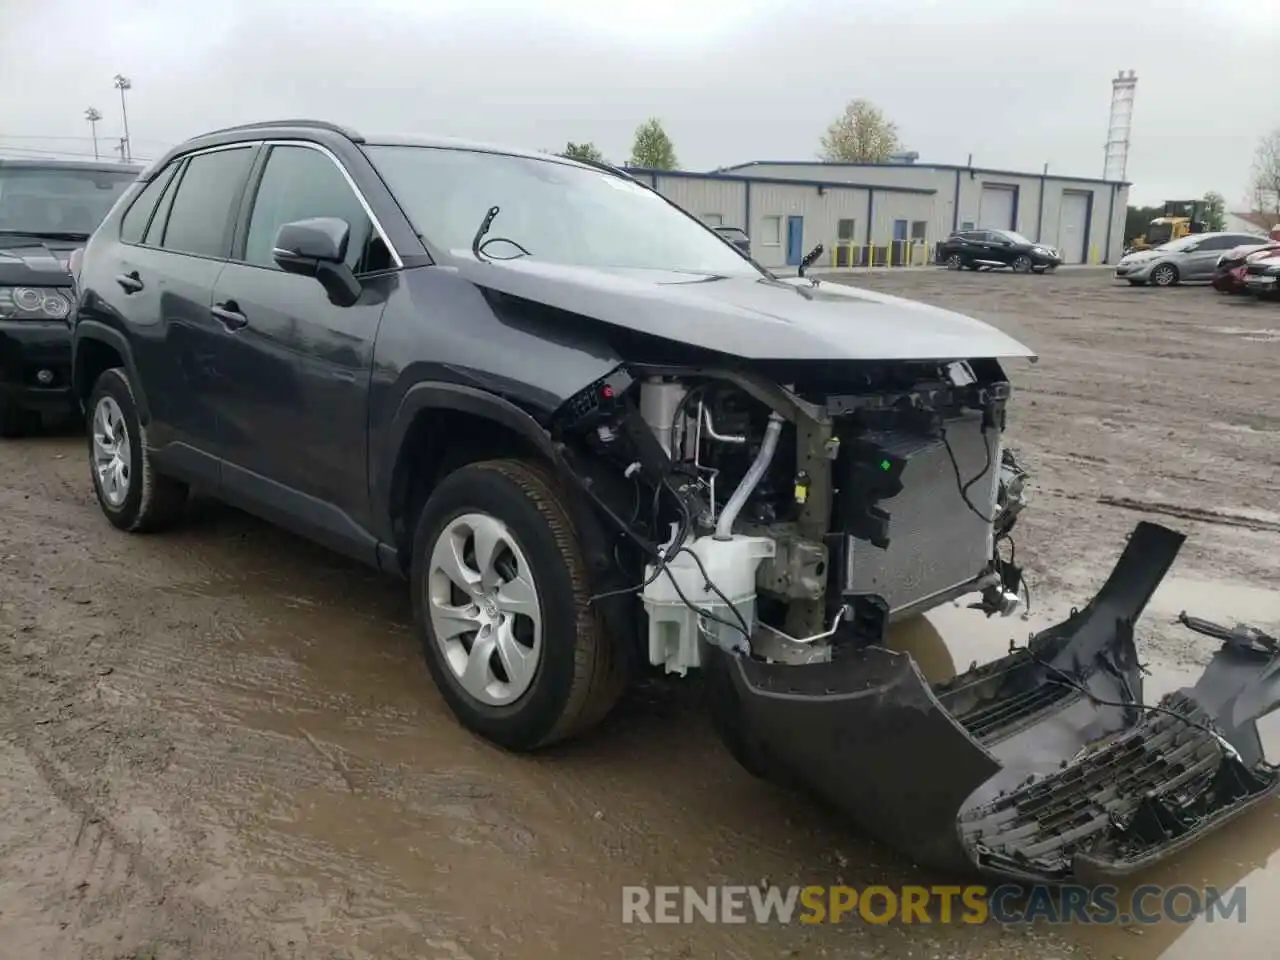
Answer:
[{"left": 242, "top": 144, "right": 391, "bottom": 274}]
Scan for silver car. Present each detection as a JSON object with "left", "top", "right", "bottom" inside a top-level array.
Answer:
[{"left": 1114, "top": 231, "right": 1268, "bottom": 286}]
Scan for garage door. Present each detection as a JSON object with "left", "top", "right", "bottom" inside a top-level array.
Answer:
[
  {"left": 979, "top": 185, "right": 1016, "bottom": 230},
  {"left": 1056, "top": 191, "right": 1090, "bottom": 264}
]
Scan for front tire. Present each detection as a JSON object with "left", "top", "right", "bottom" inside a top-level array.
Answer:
[
  {"left": 1151, "top": 263, "right": 1179, "bottom": 287},
  {"left": 87, "top": 368, "right": 188, "bottom": 532},
  {"left": 945, "top": 253, "right": 963, "bottom": 270},
  {"left": 410, "top": 458, "right": 625, "bottom": 751},
  {"left": 1012, "top": 255, "right": 1033, "bottom": 273}
]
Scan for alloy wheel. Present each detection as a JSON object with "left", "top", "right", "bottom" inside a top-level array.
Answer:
[
  {"left": 426, "top": 512, "right": 543, "bottom": 706},
  {"left": 91, "top": 395, "right": 131, "bottom": 508}
]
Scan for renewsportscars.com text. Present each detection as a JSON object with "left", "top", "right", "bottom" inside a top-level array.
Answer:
[{"left": 621, "top": 884, "right": 1247, "bottom": 926}]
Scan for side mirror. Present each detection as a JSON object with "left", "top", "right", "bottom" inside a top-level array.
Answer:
[{"left": 272, "top": 217, "right": 361, "bottom": 307}]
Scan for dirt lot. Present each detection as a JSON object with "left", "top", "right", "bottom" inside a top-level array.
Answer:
[{"left": 2, "top": 268, "right": 1278, "bottom": 960}]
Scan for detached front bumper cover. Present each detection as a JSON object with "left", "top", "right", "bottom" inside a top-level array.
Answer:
[{"left": 707, "top": 521, "right": 1280, "bottom": 884}]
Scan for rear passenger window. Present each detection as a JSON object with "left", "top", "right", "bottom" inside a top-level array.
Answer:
[
  {"left": 159, "top": 147, "right": 254, "bottom": 258},
  {"left": 119, "top": 162, "right": 178, "bottom": 244},
  {"left": 242, "top": 144, "right": 391, "bottom": 274}
]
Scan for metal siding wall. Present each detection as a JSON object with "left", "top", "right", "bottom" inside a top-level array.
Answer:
[
  {"left": 653, "top": 178, "right": 746, "bottom": 228},
  {"left": 1108, "top": 185, "right": 1130, "bottom": 262},
  {"left": 747, "top": 183, "right": 867, "bottom": 269},
  {"left": 871, "top": 192, "right": 937, "bottom": 245}
]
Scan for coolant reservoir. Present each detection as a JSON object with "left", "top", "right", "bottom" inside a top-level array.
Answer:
[{"left": 641, "top": 534, "right": 775, "bottom": 675}]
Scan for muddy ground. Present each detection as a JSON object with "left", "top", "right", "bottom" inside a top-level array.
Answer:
[{"left": 2, "top": 268, "right": 1279, "bottom": 960}]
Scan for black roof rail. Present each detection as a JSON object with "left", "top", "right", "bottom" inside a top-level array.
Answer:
[{"left": 195, "top": 119, "right": 364, "bottom": 143}]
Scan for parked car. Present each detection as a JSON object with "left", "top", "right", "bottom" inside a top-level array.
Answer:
[
  {"left": 1113, "top": 231, "right": 1268, "bottom": 287},
  {"left": 0, "top": 157, "right": 140, "bottom": 436},
  {"left": 935, "top": 229, "right": 1062, "bottom": 274},
  {"left": 70, "top": 120, "right": 1280, "bottom": 886},
  {"left": 1212, "top": 239, "right": 1280, "bottom": 293},
  {"left": 713, "top": 225, "right": 750, "bottom": 256},
  {"left": 1243, "top": 251, "right": 1280, "bottom": 300}
]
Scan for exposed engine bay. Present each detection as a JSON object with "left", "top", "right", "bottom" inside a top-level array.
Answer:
[
  {"left": 552, "top": 357, "right": 1028, "bottom": 675},
  {"left": 547, "top": 356, "right": 1280, "bottom": 886}
]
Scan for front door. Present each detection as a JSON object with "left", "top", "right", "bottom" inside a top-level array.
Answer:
[
  {"left": 785, "top": 215, "right": 804, "bottom": 266},
  {"left": 205, "top": 142, "right": 393, "bottom": 549}
]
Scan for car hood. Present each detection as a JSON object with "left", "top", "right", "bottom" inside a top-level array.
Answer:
[
  {"left": 0, "top": 238, "right": 74, "bottom": 286},
  {"left": 1119, "top": 249, "right": 1164, "bottom": 265},
  {"left": 453, "top": 259, "right": 1036, "bottom": 361}
]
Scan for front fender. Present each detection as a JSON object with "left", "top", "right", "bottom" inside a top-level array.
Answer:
[{"left": 373, "top": 380, "right": 560, "bottom": 544}]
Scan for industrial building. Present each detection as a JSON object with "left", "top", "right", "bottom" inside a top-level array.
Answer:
[{"left": 624, "top": 158, "right": 1130, "bottom": 271}]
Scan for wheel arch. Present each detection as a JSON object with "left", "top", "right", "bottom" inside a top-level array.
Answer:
[
  {"left": 73, "top": 321, "right": 150, "bottom": 422},
  {"left": 380, "top": 382, "right": 563, "bottom": 573}
]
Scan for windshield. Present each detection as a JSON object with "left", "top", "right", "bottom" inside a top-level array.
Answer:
[
  {"left": 364, "top": 145, "right": 764, "bottom": 276},
  {"left": 0, "top": 166, "right": 136, "bottom": 237},
  {"left": 993, "top": 229, "right": 1034, "bottom": 245}
]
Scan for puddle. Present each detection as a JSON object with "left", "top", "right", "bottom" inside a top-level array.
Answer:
[
  {"left": 1214, "top": 326, "right": 1280, "bottom": 343},
  {"left": 1148, "top": 574, "right": 1280, "bottom": 630}
]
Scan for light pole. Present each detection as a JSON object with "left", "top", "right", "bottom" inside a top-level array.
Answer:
[
  {"left": 113, "top": 74, "right": 132, "bottom": 162},
  {"left": 84, "top": 107, "right": 102, "bottom": 160}
]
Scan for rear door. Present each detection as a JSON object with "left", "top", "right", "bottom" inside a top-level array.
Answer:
[
  {"left": 95, "top": 145, "right": 256, "bottom": 479},
  {"left": 206, "top": 141, "right": 395, "bottom": 553}
]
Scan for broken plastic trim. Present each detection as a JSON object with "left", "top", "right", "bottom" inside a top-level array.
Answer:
[{"left": 705, "top": 521, "right": 1280, "bottom": 884}]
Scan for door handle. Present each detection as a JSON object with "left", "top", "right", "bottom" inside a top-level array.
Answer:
[
  {"left": 211, "top": 301, "right": 248, "bottom": 331},
  {"left": 116, "top": 271, "right": 144, "bottom": 294}
]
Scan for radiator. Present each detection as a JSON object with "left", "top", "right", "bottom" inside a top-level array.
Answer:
[{"left": 842, "top": 411, "right": 998, "bottom": 617}]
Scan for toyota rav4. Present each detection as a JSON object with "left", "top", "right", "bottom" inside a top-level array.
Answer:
[{"left": 71, "top": 120, "right": 1280, "bottom": 885}]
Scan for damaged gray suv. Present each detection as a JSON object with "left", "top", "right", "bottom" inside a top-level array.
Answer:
[{"left": 71, "top": 120, "right": 1280, "bottom": 885}]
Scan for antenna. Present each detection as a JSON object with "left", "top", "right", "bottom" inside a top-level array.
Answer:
[{"left": 1103, "top": 70, "right": 1137, "bottom": 182}]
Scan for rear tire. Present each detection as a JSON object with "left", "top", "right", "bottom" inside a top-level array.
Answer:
[
  {"left": 87, "top": 367, "right": 188, "bottom": 532},
  {"left": 410, "top": 458, "right": 626, "bottom": 751}
]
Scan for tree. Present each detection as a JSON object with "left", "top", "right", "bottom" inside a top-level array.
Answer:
[
  {"left": 629, "top": 118, "right": 678, "bottom": 170},
  {"left": 561, "top": 141, "right": 605, "bottom": 164},
  {"left": 1249, "top": 128, "right": 1280, "bottom": 226},
  {"left": 819, "top": 99, "right": 901, "bottom": 163},
  {"left": 1202, "top": 191, "right": 1226, "bottom": 232}
]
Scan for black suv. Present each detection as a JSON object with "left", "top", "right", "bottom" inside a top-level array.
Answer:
[
  {"left": 0, "top": 157, "right": 140, "bottom": 435},
  {"left": 72, "top": 119, "right": 1040, "bottom": 756},
  {"left": 935, "top": 228, "right": 1062, "bottom": 274}
]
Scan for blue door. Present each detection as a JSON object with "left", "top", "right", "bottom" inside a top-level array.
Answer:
[
  {"left": 892, "top": 219, "right": 908, "bottom": 266},
  {"left": 785, "top": 216, "right": 804, "bottom": 266}
]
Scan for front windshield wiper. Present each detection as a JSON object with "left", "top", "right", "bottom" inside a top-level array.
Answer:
[
  {"left": 0, "top": 229, "right": 91, "bottom": 241},
  {"left": 470, "top": 205, "right": 532, "bottom": 263}
]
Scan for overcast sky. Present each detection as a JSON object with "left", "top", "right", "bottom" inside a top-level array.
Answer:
[{"left": 2, "top": 0, "right": 1276, "bottom": 207}]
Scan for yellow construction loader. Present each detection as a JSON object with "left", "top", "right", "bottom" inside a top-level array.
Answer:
[{"left": 1126, "top": 200, "right": 1208, "bottom": 253}]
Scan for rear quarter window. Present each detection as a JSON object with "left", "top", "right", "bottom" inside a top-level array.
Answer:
[{"left": 119, "top": 162, "right": 179, "bottom": 243}]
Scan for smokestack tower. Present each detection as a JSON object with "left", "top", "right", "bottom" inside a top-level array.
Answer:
[{"left": 1103, "top": 70, "right": 1138, "bottom": 182}]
